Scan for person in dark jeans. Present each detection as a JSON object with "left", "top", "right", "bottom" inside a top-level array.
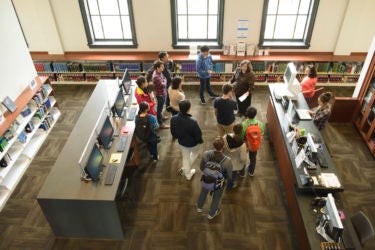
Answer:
[
  {"left": 240, "top": 107, "right": 264, "bottom": 177},
  {"left": 158, "top": 51, "right": 174, "bottom": 108},
  {"left": 152, "top": 60, "right": 169, "bottom": 129},
  {"left": 196, "top": 137, "right": 232, "bottom": 219},
  {"left": 135, "top": 102, "right": 159, "bottom": 162},
  {"left": 196, "top": 46, "right": 218, "bottom": 104}
]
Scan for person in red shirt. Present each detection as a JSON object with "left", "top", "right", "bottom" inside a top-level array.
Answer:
[
  {"left": 300, "top": 65, "right": 317, "bottom": 98},
  {"left": 135, "top": 76, "right": 157, "bottom": 116}
]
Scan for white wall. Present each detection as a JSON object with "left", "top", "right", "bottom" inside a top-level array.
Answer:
[
  {"left": 0, "top": 0, "right": 36, "bottom": 102},
  {"left": 11, "top": 0, "right": 375, "bottom": 54}
]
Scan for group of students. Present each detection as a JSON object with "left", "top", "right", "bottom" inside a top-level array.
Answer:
[{"left": 132, "top": 48, "right": 334, "bottom": 219}]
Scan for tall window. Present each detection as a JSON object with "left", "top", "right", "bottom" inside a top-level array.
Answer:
[
  {"left": 79, "top": 0, "right": 137, "bottom": 48},
  {"left": 171, "top": 0, "right": 224, "bottom": 49},
  {"left": 259, "top": 0, "right": 319, "bottom": 49}
]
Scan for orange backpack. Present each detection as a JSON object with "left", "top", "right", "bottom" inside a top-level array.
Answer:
[{"left": 245, "top": 121, "right": 262, "bottom": 152}]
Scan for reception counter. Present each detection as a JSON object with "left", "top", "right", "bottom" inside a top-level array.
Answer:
[{"left": 266, "top": 84, "right": 361, "bottom": 250}]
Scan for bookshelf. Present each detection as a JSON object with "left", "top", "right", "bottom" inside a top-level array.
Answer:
[
  {"left": 354, "top": 49, "right": 375, "bottom": 156},
  {"left": 0, "top": 76, "right": 60, "bottom": 211},
  {"left": 31, "top": 52, "right": 366, "bottom": 86}
]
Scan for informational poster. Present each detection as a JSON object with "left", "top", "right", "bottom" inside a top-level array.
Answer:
[{"left": 237, "top": 19, "right": 249, "bottom": 38}]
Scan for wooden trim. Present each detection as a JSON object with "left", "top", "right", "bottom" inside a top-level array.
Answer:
[
  {"left": 0, "top": 76, "right": 46, "bottom": 136},
  {"left": 30, "top": 51, "right": 367, "bottom": 62},
  {"left": 329, "top": 97, "right": 359, "bottom": 123}
]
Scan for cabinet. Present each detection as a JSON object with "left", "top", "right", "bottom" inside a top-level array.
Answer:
[
  {"left": 31, "top": 52, "right": 365, "bottom": 86},
  {"left": 354, "top": 47, "right": 375, "bottom": 156},
  {"left": 0, "top": 76, "right": 60, "bottom": 211}
]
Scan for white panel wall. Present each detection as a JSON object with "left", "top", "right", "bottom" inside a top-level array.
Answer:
[
  {"left": 334, "top": 0, "right": 375, "bottom": 55},
  {"left": 0, "top": 0, "right": 36, "bottom": 102},
  {"left": 11, "top": 0, "right": 375, "bottom": 54}
]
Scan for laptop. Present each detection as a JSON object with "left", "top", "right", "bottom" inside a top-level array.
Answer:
[{"left": 293, "top": 103, "right": 312, "bottom": 120}]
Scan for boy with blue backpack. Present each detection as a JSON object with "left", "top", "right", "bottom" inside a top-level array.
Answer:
[{"left": 197, "top": 137, "right": 233, "bottom": 220}]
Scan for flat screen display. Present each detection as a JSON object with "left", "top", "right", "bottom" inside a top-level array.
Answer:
[
  {"left": 121, "top": 68, "right": 132, "bottom": 95},
  {"left": 112, "top": 90, "right": 125, "bottom": 117},
  {"left": 98, "top": 116, "right": 114, "bottom": 149},
  {"left": 84, "top": 144, "right": 103, "bottom": 182}
]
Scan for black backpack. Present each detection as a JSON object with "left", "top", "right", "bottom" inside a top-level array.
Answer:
[
  {"left": 201, "top": 155, "right": 227, "bottom": 191},
  {"left": 145, "top": 66, "right": 154, "bottom": 82},
  {"left": 135, "top": 115, "right": 152, "bottom": 141}
]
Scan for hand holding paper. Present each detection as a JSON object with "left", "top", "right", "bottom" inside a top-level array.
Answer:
[{"left": 238, "top": 92, "right": 249, "bottom": 102}]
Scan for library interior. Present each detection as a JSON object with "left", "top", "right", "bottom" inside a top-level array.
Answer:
[{"left": 1, "top": 0, "right": 375, "bottom": 249}]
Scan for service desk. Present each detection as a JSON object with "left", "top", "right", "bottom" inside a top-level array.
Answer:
[
  {"left": 37, "top": 80, "right": 137, "bottom": 239},
  {"left": 266, "top": 84, "right": 361, "bottom": 249}
]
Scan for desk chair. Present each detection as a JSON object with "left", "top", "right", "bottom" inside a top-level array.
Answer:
[
  {"left": 351, "top": 211, "right": 375, "bottom": 247},
  {"left": 306, "top": 87, "right": 324, "bottom": 108}
]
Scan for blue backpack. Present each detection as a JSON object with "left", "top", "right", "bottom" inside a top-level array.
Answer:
[{"left": 201, "top": 156, "right": 227, "bottom": 191}]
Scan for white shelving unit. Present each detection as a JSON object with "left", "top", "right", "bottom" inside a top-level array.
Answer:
[{"left": 0, "top": 77, "right": 59, "bottom": 211}]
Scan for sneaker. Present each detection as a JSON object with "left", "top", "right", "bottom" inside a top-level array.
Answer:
[
  {"left": 153, "top": 155, "right": 159, "bottom": 162},
  {"left": 207, "top": 208, "right": 221, "bottom": 220},
  {"left": 201, "top": 100, "right": 206, "bottom": 105},
  {"left": 185, "top": 169, "right": 196, "bottom": 180},
  {"left": 249, "top": 172, "right": 254, "bottom": 177},
  {"left": 239, "top": 166, "right": 246, "bottom": 177},
  {"left": 232, "top": 183, "right": 238, "bottom": 188},
  {"left": 197, "top": 208, "right": 203, "bottom": 213},
  {"left": 210, "top": 94, "right": 219, "bottom": 98}
]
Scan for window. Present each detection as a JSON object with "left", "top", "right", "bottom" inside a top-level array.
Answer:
[
  {"left": 79, "top": 0, "right": 137, "bottom": 48},
  {"left": 259, "top": 0, "right": 319, "bottom": 49},
  {"left": 171, "top": 0, "right": 224, "bottom": 49}
]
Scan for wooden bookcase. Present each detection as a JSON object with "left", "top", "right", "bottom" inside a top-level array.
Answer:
[
  {"left": 0, "top": 76, "right": 60, "bottom": 211},
  {"left": 31, "top": 52, "right": 365, "bottom": 86},
  {"left": 354, "top": 50, "right": 375, "bottom": 156}
]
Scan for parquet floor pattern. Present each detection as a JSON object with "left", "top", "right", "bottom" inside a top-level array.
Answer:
[{"left": 0, "top": 85, "right": 373, "bottom": 250}]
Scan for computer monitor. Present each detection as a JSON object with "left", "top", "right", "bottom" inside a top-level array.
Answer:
[
  {"left": 121, "top": 68, "right": 132, "bottom": 95},
  {"left": 112, "top": 90, "right": 126, "bottom": 118},
  {"left": 284, "top": 62, "right": 298, "bottom": 85},
  {"left": 284, "top": 63, "right": 301, "bottom": 99},
  {"left": 324, "top": 193, "right": 344, "bottom": 242},
  {"left": 306, "top": 133, "right": 318, "bottom": 162},
  {"left": 84, "top": 144, "right": 103, "bottom": 182},
  {"left": 97, "top": 116, "right": 114, "bottom": 149}
]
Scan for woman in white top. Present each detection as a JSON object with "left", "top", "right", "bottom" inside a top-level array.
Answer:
[
  {"left": 168, "top": 76, "right": 185, "bottom": 115},
  {"left": 223, "top": 123, "right": 248, "bottom": 189}
]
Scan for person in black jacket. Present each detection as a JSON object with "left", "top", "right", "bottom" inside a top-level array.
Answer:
[{"left": 170, "top": 99, "right": 203, "bottom": 180}]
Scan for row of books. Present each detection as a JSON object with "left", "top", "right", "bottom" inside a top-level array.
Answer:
[
  {"left": 35, "top": 61, "right": 142, "bottom": 73},
  {"left": 82, "top": 63, "right": 112, "bottom": 72},
  {"left": 39, "top": 115, "right": 54, "bottom": 131}
]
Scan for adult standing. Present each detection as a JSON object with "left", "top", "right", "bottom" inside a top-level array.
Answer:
[
  {"left": 152, "top": 60, "right": 169, "bottom": 129},
  {"left": 170, "top": 99, "right": 203, "bottom": 180},
  {"left": 168, "top": 76, "right": 185, "bottom": 115},
  {"left": 196, "top": 45, "right": 218, "bottom": 104},
  {"left": 196, "top": 137, "right": 232, "bottom": 219},
  {"left": 300, "top": 65, "right": 317, "bottom": 98},
  {"left": 214, "top": 83, "right": 237, "bottom": 136},
  {"left": 230, "top": 60, "right": 255, "bottom": 117}
]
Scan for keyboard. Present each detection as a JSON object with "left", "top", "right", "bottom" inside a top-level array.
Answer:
[
  {"left": 104, "top": 165, "right": 117, "bottom": 185},
  {"left": 127, "top": 107, "right": 137, "bottom": 121},
  {"left": 296, "top": 108, "right": 312, "bottom": 120},
  {"left": 117, "top": 135, "right": 128, "bottom": 152}
]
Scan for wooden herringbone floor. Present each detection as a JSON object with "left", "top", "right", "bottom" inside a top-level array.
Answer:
[{"left": 0, "top": 84, "right": 374, "bottom": 250}]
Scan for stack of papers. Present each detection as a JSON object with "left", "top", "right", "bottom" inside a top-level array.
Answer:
[{"left": 320, "top": 173, "right": 341, "bottom": 188}]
